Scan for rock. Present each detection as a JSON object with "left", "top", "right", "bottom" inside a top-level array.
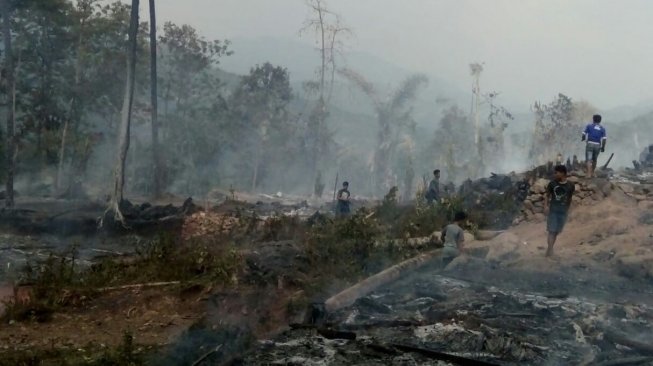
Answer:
[
  {"left": 611, "top": 188, "right": 638, "bottom": 205},
  {"left": 638, "top": 201, "right": 653, "bottom": 210},
  {"left": 641, "top": 184, "right": 653, "bottom": 194},
  {"left": 568, "top": 176, "right": 580, "bottom": 184},
  {"left": 592, "top": 190, "right": 605, "bottom": 200},
  {"left": 595, "top": 170, "right": 610, "bottom": 179},
  {"left": 467, "top": 246, "right": 490, "bottom": 259},
  {"left": 463, "top": 232, "right": 475, "bottom": 243},
  {"left": 619, "top": 184, "right": 635, "bottom": 194},
  {"left": 531, "top": 179, "right": 549, "bottom": 194},
  {"left": 530, "top": 194, "right": 544, "bottom": 203},
  {"left": 523, "top": 200, "right": 534, "bottom": 211},
  {"left": 639, "top": 212, "right": 653, "bottom": 225},
  {"left": 593, "top": 178, "right": 611, "bottom": 192},
  {"left": 634, "top": 185, "right": 648, "bottom": 195},
  {"left": 587, "top": 183, "right": 599, "bottom": 192},
  {"left": 534, "top": 213, "right": 545, "bottom": 222},
  {"left": 602, "top": 183, "right": 614, "bottom": 197},
  {"left": 475, "top": 231, "right": 504, "bottom": 241},
  {"left": 632, "top": 194, "right": 647, "bottom": 202}
]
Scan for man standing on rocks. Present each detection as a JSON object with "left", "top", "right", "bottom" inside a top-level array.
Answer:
[
  {"left": 544, "top": 165, "right": 575, "bottom": 257},
  {"left": 582, "top": 114, "right": 607, "bottom": 178},
  {"left": 425, "top": 170, "right": 441, "bottom": 204}
]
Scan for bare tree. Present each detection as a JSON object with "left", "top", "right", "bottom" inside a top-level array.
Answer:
[
  {"left": 104, "top": 0, "right": 139, "bottom": 224},
  {"left": 301, "top": 0, "right": 351, "bottom": 196},
  {"left": 1, "top": 0, "right": 15, "bottom": 207},
  {"left": 149, "top": 0, "right": 161, "bottom": 198},
  {"left": 340, "top": 69, "right": 427, "bottom": 195},
  {"left": 469, "top": 62, "right": 484, "bottom": 154}
]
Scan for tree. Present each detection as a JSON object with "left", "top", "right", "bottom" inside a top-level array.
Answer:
[
  {"left": 105, "top": 0, "right": 139, "bottom": 224},
  {"left": 2, "top": 0, "right": 16, "bottom": 207},
  {"left": 469, "top": 62, "right": 483, "bottom": 151},
  {"left": 529, "top": 93, "right": 593, "bottom": 165},
  {"left": 148, "top": 0, "right": 160, "bottom": 198},
  {"left": 428, "top": 105, "right": 475, "bottom": 184},
  {"left": 340, "top": 69, "right": 427, "bottom": 195},
  {"left": 301, "top": 0, "right": 351, "bottom": 196},
  {"left": 57, "top": 0, "right": 95, "bottom": 192},
  {"left": 481, "top": 91, "right": 513, "bottom": 174},
  {"left": 157, "top": 22, "right": 230, "bottom": 194},
  {"left": 229, "top": 63, "right": 293, "bottom": 191}
]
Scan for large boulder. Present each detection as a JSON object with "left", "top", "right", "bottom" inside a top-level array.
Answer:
[
  {"left": 618, "top": 183, "right": 635, "bottom": 195},
  {"left": 531, "top": 179, "right": 549, "bottom": 194}
]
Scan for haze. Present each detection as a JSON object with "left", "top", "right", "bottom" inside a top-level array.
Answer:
[{"left": 146, "top": 0, "right": 653, "bottom": 111}]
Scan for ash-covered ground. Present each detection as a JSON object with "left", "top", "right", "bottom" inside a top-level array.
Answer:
[{"left": 244, "top": 261, "right": 653, "bottom": 366}]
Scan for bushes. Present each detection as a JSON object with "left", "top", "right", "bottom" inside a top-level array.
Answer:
[
  {"left": 2, "top": 234, "right": 242, "bottom": 324},
  {"left": 304, "top": 209, "right": 384, "bottom": 281}
]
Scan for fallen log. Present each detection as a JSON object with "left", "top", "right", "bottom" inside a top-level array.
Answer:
[
  {"left": 324, "top": 248, "right": 443, "bottom": 313},
  {"left": 475, "top": 230, "right": 504, "bottom": 241},
  {"left": 604, "top": 330, "right": 653, "bottom": 355},
  {"left": 98, "top": 281, "right": 181, "bottom": 292},
  {"left": 192, "top": 344, "right": 222, "bottom": 366},
  {"left": 595, "top": 357, "right": 653, "bottom": 366},
  {"left": 602, "top": 153, "right": 615, "bottom": 170},
  {"left": 288, "top": 323, "right": 357, "bottom": 340},
  {"left": 390, "top": 343, "right": 500, "bottom": 366},
  {"left": 317, "top": 328, "right": 357, "bottom": 340},
  {"left": 337, "top": 319, "right": 423, "bottom": 330}
]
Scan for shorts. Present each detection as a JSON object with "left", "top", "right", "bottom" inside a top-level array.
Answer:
[
  {"left": 586, "top": 144, "right": 601, "bottom": 163},
  {"left": 547, "top": 210, "right": 569, "bottom": 234},
  {"left": 441, "top": 245, "right": 459, "bottom": 267}
]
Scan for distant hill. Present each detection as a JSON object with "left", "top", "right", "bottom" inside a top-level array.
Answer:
[
  {"left": 219, "top": 37, "right": 470, "bottom": 131},
  {"left": 602, "top": 100, "right": 653, "bottom": 123}
]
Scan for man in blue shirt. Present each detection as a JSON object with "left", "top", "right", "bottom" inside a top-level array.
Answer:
[{"left": 581, "top": 114, "right": 607, "bottom": 178}]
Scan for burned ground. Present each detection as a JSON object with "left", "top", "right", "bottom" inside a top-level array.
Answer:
[{"left": 2, "top": 172, "right": 653, "bottom": 365}]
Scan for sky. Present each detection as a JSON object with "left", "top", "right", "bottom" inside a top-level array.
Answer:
[{"left": 143, "top": 0, "right": 653, "bottom": 110}]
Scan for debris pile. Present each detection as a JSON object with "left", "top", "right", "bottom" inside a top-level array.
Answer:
[
  {"left": 244, "top": 240, "right": 309, "bottom": 286},
  {"left": 455, "top": 173, "right": 529, "bottom": 229},
  {"left": 632, "top": 144, "right": 653, "bottom": 172},
  {"left": 182, "top": 211, "right": 241, "bottom": 240},
  {"left": 518, "top": 175, "right": 615, "bottom": 224},
  {"left": 244, "top": 270, "right": 653, "bottom": 365}
]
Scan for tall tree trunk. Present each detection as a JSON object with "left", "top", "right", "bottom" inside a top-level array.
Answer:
[
  {"left": 2, "top": 0, "right": 15, "bottom": 208},
  {"left": 57, "top": 16, "right": 86, "bottom": 192},
  {"left": 149, "top": 0, "right": 161, "bottom": 198},
  {"left": 105, "top": 0, "right": 139, "bottom": 224},
  {"left": 311, "top": 1, "right": 327, "bottom": 197}
]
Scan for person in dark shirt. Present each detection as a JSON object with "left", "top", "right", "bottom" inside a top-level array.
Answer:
[
  {"left": 581, "top": 114, "right": 607, "bottom": 178},
  {"left": 336, "top": 181, "right": 351, "bottom": 217},
  {"left": 425, "top": 170, "right": 441, "bottom": 204},
  {"left": 544, "top": 165, "right": 575, "bottom": 257}
]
